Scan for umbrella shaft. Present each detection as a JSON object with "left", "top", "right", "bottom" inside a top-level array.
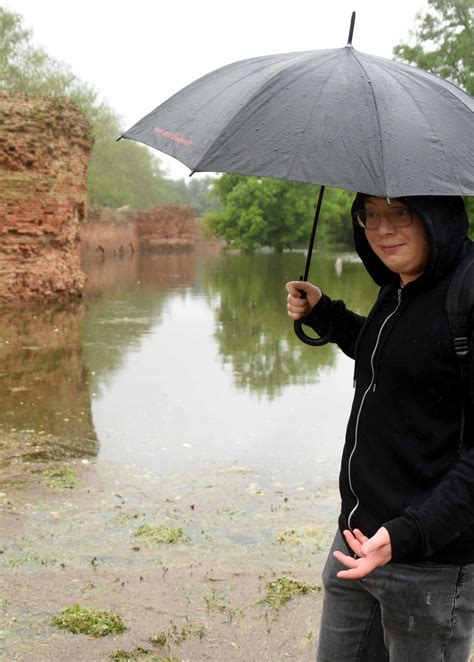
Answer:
[{"left": 302, "top": 185, "right": 325, "bottom": 282}]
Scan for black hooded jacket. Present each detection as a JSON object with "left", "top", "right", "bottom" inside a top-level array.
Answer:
[{"left": 303, "top": 195, "right": 474, "bottom": 563}]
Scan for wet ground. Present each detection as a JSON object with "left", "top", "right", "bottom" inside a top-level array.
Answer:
[{"left": 0, "top": 430, "right": 339, "bottom": 661}]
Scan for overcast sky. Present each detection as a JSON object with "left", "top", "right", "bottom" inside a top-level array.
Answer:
[{"left": 4, "top": 0, "right": 429, "bottom": 178}]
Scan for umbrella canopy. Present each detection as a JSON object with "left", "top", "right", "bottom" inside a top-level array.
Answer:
[
  {"left": 120, "top": 15, "right": 474, "bottom": 346},
  {"left": 121, "top": 41, "right": 474, "bottom": 198}
]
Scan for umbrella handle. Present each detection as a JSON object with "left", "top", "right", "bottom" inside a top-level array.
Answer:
[
  {"left": 292, "top": 286, "right": 332, "bottom": 346},
  {"left": 293, "top": 315, "right": 333, "bottom": 346}
]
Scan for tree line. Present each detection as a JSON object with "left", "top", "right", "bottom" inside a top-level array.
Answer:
[
  {"left": 1, "top": 1, "right": 472, "bottom": 249},
  {"left": 0, "top": 6, "right": 218, "bottom": 215}
]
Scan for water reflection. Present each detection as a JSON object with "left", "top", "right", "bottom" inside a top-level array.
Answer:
[
  {"left": 205, "top": 251, "right": 377, "bottom": 399},
  {"left": 1, "top": 251, "right": 378, "bottom": 481},
  {"left": 82, "top": 253, "right": 197, "bottom": 387},
  {"left": 202, "top": 253, "right": 337, "bottom": 399},
  {"left": 0, "top": 304, "right": 98, "bottom": 460}
]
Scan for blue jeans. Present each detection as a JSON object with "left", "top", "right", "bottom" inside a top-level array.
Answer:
[{"left": 317, "top": 530, "right": 474, "bottom": 662}]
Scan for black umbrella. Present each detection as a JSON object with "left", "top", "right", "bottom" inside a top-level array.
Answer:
[{"left": 120, "top": 13, "right": 474, "bottom": 345}]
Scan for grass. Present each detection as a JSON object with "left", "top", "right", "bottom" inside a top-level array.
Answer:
[
  {"left": 203, "top": 588, "right": 227, "bottom": 614},
  {"left": 110, "top": 649, "right": 181, "bottom": 661},
  {"left": 149, "top": 621, "right": 206, "bottom": 648},
  {"left": 111, "top": 650, "right": 181, "bottom": 661},
  {"left": 258, "top": 576, "right": 321, "bottom": 609},
  {"left": 41, "top": 467, "right": 78, "bottom": 490},
  {"left": 133, "top": 523, "right": 186, "bottom": 545},
  {"left": 51, "top": 604, "right": 126, "bottom": 637},
  {"left": 277, "top": 527, "right": 324, "bottom": 547},
  {"left": 0, "top": 553, "right": 58, "bottom": 568}
]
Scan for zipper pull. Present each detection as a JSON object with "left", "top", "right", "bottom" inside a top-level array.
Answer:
[{"left": 397, "top": 288, "right": 402, "bottom": 304}]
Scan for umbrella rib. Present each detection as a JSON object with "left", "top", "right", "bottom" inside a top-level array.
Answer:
[
  {"left": 376, "top": 63, "right": 462, "bottom": 194},
  {"left": 192, "top": 52, "right": 317, "bottom": 174},
  {"left": 350, "top": 50, "right": 389, "bottom": 196},
  {"left": 283, "top": 52, "right": 342, "bottom": 181}
]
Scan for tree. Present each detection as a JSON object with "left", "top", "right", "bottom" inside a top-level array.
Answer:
[
  {"left": 0, "top": 7, "right": 176, "bottom": 209},
  {"left": 203, "top": 174, "right": 354, "bottom": 252},
  {"left": 0, "top": 8, "right": 77, "bottom": 96},
  {"left": 394, "top": 0, "right": 473, "bottom": 95},
  {"left": 165, "top": 176, "right": 220, "bottom": 218},
  {"left": 87, "top": 104, "right": 173, "bottom": 208},
  {"left": 394, "top": 0, "right": 474, "bottom": 226}
]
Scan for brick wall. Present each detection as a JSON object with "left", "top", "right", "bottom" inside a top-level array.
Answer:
[
  {"left": 135, "top": 204, "right": 197, "bottom": 252},
  {"left": 0, "top": 92, "right": 93, "bottom": 305}
]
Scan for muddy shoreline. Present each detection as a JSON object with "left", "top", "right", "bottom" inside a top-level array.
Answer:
[{"left": 0, "top": 432, "right": 340, "bottom": 661}]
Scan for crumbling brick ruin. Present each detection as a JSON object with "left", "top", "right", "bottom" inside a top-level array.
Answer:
[
  {"left": 0, "top": 92, "right": 93, "bottom": 305},
  {"left": 134, "top": 204, "right": 197, "bottom": 252},
  {"left": 80, "top": 204, "right": 198, "bottom": 258}
]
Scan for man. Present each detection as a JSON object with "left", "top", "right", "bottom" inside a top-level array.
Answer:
[{"left": 286, "top": 194, "right": 474, "bottom": 661}]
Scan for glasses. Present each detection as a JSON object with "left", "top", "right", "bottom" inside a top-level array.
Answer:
[{"left": 354, "top": 207, "right": 412, "bottom": 230}]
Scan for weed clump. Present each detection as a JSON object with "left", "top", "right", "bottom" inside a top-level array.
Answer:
[
  {"left": 203, "top": 588, "right": 227, "bottom": 613},
  {"left": 277, "top": 527, "right": 323, "bottom": 546},
  {"left": 258, "top": 576, "right": 321, "bottom": 608},
  {"left": 109, "top": 648, "right": 149, "bottom": 660},
  {"left": 111, "top": 650, "right": 181, "bottom": 661},
  {"left": 110, "top": 649, "right": 180, "bottom": 661},
  {"left": 51, "top": 604, "right": 126, "bottom": 637},
  {"left": 134, "top": 523, "right": 186, "bottom": 545},
  {"left": 149, "top": 621, "right": 206, "bottom": 647},
  {"left": 41, "top": 467, "right": 78, "bottom": 490}
]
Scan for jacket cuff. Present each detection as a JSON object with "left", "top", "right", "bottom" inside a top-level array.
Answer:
[
  {"left": 301, "top": 293, "right": 331, "bottom": 327},
  {"left": 383, "top": 514, "right": 425, "bottom": 562}
]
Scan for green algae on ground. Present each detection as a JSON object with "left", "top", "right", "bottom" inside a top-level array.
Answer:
[
  {"left": 133, "top": 523, "right": 186, "bottom": 545},
  {"left": 51, "top": 604, "right": 126, "bottom": 636},
  {"left": 203, "top": 588, "right": 228, "bottom": 614},
  {"left": 0, "top": 553, "right": 59, "bottom": 568},
  {"left": 110, "top": 648, "right": 180, "bottom": 661},
  {"left": 258, "top": 576, "right": 321, "bottom": 609},
  {"left": 41, "top": 467, "right": 79, "bottom": 490},
  {"left": 110, "top": 648, "right": 151, "bottom": 660},
  {"left": 149, "top": 621, "right": 206, "bottom": 647},
  {"left": 277, "top": 527, "right": 324, "bottom": 547}
]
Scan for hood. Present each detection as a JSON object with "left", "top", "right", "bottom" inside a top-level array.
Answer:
[{"left": 351, "top": 193, "right": 469, "bottom": 287}]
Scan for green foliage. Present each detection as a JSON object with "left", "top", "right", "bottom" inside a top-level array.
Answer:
[
  {"left": 394, "top": 0, "right": 474, "bottom": 229},
  {"left": 165, "top": 176, "right": 220, "bottom": 218},
  {"left": 0, "top": 7, "right": 201, "bottom": 210},
  {"left": 203, "top": 175, "right": 354, "bottom": 251},
  {"left": 51, "top": 604, "right": 126, "bottom": 637},
  {"left": 87, "top": 106, "right": 172, "bottom": 208},
  {"left": 0, "top": 8, "right": 78, "bottom": 96},
  {"left": 394, "top": 0, "right": 473, "bottom": 95}
]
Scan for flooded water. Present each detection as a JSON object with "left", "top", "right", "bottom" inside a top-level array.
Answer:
[{"left": 0, "top": 249, "right": 377, "bottom": 486}]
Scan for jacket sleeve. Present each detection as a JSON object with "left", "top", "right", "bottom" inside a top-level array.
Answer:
[
  {"left": 384, "top": 327, "right": 474, "bottom": 562},
  {"left": 301, "top": 293, "right": 366, "bottom": 359}
]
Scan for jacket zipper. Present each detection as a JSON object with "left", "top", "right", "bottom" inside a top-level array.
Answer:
[{"left": 347, "top": 288, "right": 402, "bottom": 531}]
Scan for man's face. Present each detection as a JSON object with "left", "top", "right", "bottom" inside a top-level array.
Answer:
[{"left": 363, "top": 196, "right": 429, "bottom": 284}]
